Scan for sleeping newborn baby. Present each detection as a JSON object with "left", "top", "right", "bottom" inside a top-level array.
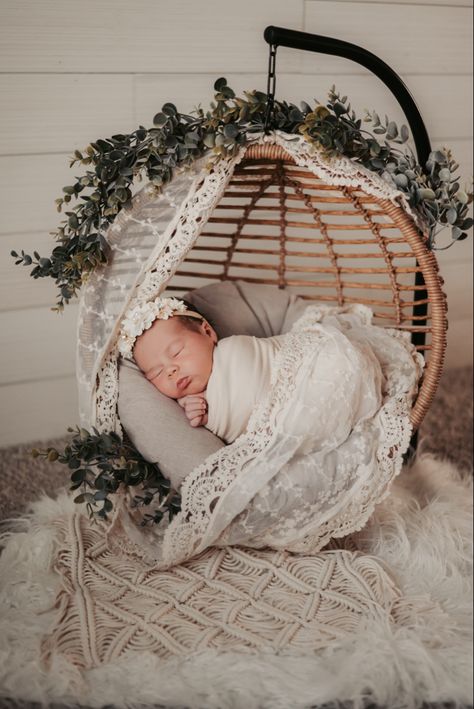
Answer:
[{"left": 120, "top": 296, "right": 282, "bottom": 444}]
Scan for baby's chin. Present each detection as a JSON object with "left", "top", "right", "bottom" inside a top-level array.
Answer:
[{"left": 184, "top": 375, "right": 209, "bottom": 396}]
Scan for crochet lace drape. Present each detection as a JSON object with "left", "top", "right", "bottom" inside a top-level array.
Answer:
[{"left": 102, "top": 303, "right": 424, "bottom": 571}]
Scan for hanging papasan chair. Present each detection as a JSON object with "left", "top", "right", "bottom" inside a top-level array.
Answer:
[{"left": 1, "top": 26, "right": 472, "bottom": 709}]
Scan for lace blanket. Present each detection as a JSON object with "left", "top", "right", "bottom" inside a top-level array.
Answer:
[{"left": 104, "top": 303, "right": 425, "bottom": 571}]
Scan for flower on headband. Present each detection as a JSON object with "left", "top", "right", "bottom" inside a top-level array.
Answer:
[{"left": 118, "top": 296, "right": 189, "bottom": 359}]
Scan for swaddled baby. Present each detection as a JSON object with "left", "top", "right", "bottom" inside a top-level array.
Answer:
[{"left": 121, "top": 296, "right": 282, "bottom": 444}]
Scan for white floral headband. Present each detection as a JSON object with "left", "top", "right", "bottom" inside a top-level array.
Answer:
[{"left": 118, "top": 296, "right": 204, "bottom": 360}]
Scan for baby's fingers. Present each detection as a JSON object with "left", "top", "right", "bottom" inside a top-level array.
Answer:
[
  {"left": 189, "top": 414, "right": 205, "bottom": 427},
  {"left": 185, "top": 401, "right": 207, "bottom": 416},
  {"left": 186, "top": 395, "right": 206, "bottom": 405}
]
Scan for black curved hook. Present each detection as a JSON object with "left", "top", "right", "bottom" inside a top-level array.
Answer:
[{"left": 263, "top": 25, "right": 432, "bottom": 167}]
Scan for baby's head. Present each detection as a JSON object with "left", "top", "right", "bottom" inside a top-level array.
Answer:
[{"left": 130, "top": 299, "right": 218, "bottom": 399}]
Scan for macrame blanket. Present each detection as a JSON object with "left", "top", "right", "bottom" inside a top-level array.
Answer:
[{"left": 103, "top": 303, "right": 425, "bottom": 572}]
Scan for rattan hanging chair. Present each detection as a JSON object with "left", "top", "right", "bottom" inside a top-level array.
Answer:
[
  {"left": 77, "top": 132, "right": 447, "bottom": 440},
  {"left": 76, "top": 27, "right": 452, "bottom": 441},
  {"left": 163, "top": 141, "right": 447, "bottom": 432}
]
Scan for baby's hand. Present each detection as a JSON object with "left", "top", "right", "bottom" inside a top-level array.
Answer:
[{"left": 177, "top": 392, "right": 208, "bottom": 428}]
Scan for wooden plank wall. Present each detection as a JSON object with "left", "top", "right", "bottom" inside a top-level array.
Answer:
[{"left": 0, "top": 0, "right": 472, "bottom": 446}]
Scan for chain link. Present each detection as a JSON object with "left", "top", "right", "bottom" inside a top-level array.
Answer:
[{"left": 263, "top": 44, "right": 277, "bottom": 134}]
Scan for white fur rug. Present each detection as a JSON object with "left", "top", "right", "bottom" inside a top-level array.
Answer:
[{"left": 0, "top": 452, "right": 472, "bottom": 709}]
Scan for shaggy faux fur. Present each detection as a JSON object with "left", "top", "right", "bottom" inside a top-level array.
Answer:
[{"left": 0, "top": 452, "right": 472, "bottom": 709}]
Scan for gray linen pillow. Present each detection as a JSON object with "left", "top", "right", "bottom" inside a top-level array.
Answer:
[
  {"left": 118, "top": 281, "right": 308, "bottom": 491},
  {"left": 184, "top": 280, "right": 308, "bottom": 338}
]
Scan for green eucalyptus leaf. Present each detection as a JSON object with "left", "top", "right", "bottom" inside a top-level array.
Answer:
[
  {"left": 153, "top": 112, "right": 168, "bottom": 128},
  {"left": 161, "top": 102, "right": 177, "bottom": 116},
  {"left": 418, "top": 188, "right": 437, "bottom": 201},
  {"left": 116, "top": 188, "right": 129, "bottom": 202},
  {"left": 203, "top": 133, "right": 216, "bottom": 148},
  {"left": 386, "top": 121, "right": 398, "bottom": 139},
  {"left": 455, "top": 190, "right": 469, "bottom": 204},
  {"left": 370, "top": 158, "right": 385, "bottom": 169},
  {"left": 223, "top": 123, "right": 239, "bottom": 139},
  {"left": 446, "top": 207, "right": 458, "bottom": 224},
  {"left": 430, "top": 150, "right": 446, "bottom": 164},
  {"left": 289, "top": 107, "right": 303, "bottom": 122},
  {"left": 71, "top": 469, "right": 85, "bottom": 483},
  {"left": 214, "top": 77, "right": 227, "bottom": 92},
  {"left": 393, "top": 173, "right": 408, "bottom": 188},
  {"left": 221, "top": 85, "right": 235, "bottom": 99},
  {"left": 165, "top": 134, "right": 178, "bottom": 148}
]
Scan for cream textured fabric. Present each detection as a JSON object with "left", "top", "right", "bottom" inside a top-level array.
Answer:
[{"left": 205, "top": 334, "right": 284, "bottom": 444}]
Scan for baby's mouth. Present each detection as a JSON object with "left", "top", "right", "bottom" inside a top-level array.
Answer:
[{"left": 177, "top": 376, "right": 190, "bottom": 391}]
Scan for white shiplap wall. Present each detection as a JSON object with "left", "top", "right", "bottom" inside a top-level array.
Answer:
[{"left": 0, "top": 0, "right": 472, "bottom": 447}]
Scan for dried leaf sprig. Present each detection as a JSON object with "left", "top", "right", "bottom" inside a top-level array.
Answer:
[{"left": 32, "top": 426, "right": 181, "bottom": 526}]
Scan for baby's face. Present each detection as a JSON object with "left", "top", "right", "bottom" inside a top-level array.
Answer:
[{"left": 133, "top": 316, "right": 217, "bottom": 399}]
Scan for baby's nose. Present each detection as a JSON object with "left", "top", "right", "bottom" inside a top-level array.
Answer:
[{"left": 167, "top": 365, "right": 178, "bottom": 378}]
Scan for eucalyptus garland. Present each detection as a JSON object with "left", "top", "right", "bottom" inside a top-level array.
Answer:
[
  {"left": 11, "top": 77, "right": 473, "bottom": 311},
  {"left": 32, "top": 426, "right": 181, "bottom": 525}
]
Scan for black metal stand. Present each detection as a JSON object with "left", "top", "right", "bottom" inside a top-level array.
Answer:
[{"left": 263, "top": 25, "right": 433, "bottom": 459}]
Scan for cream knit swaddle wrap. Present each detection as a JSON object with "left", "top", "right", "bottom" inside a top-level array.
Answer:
[{"left": 205, "top": 334, "right": 284, "bottom": 444}]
